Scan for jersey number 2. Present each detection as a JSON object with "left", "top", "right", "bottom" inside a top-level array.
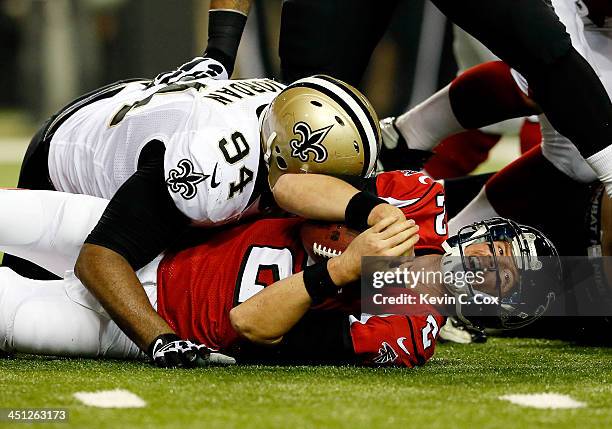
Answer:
[
  {"left": 435, "top": 194, "right": 447, "bottom": 236},
  {"left": 421, "top": 314, "right": 439, "bottom": 350}
]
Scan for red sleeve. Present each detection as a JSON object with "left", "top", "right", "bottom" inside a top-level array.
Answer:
[
  {"left": 375, "top": 170, "right": 448, "bottom": 253},
  {"left": 349, "top": 310, "right": 446, "bottom": 367}
]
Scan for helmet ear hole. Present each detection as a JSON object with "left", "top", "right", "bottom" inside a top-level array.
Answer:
[
  {"left": 274, "top": 145, "right": 281, "bottom": 154},
  {"left": 276, "top": 155, "right": 288, "bottom": 170}
]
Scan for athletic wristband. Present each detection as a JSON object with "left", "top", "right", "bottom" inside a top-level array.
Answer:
[
  {"left": 303, "top": 261, "right": 339, "bottom": 304},
  {"left": 345, "top": 191, "right": 386, "bottom": 231},
  {"left": 204, "top": 10, "right": 247, "bottom": 76}
]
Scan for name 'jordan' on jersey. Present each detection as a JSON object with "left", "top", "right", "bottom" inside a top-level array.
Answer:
[{"left": 47, "top": 57, "right": 286, "bottom": 225}]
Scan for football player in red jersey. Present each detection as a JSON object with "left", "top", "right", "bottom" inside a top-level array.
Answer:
[{"left": 0, "top": 171, "right": 559, "bottom": 367}]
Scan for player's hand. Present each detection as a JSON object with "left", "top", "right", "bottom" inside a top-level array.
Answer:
[
  {"left": 148, "top": 334, "right": 236, "bottom": 368},
  {"left": 368, "top": 203, "right": 405, "bottom": 227},
  {"left": 331, "top": 216, "right": 419, "bottom": 283}
]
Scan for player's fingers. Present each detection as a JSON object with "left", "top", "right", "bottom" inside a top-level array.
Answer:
[
  {"left": 369, "top": 216, "right": 397, "bottom": 233},
  {"left": 182, "top": 349, "right": 199, "bottom": 368},
  {"left": 388, "top": 232, "right": 420, "bottom": 257},
  {"left": 378, "top": 219, "right": 415, "bottom": 240},
  {"left": 383, "top": 225, "right": 419, "bottom": 248},
  {"left": 153, "top": 356, "right": 168, "bottom": 368},
  {"left": 158, "top": 351, "right": 182, "bottom": 368}
]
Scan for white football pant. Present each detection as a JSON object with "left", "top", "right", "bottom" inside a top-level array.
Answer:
[{"left": 0, "top": 190, "right": 159, "bottom": 359}]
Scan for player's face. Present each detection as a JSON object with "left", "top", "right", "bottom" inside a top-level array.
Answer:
[{"left": 463, "top": 241, "right": 519, "bottom": 296}]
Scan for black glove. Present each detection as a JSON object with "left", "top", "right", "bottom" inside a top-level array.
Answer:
[{"left": 148, "top": 334, "right": 236, "bottom": 368}]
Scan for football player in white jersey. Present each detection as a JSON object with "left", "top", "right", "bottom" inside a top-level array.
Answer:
[{"left": 8, "top": 56, "right": 398, "bottom": 364}]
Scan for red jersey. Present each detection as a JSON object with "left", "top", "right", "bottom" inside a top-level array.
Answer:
[
  {"left": 157, "top": 217, "right": 307, "bottom": 352},
  {"left": 157, "top": 170, "right": 448, "bottom": 367},
  {"left": 375, "top": 170, "right": 447, "bottom": 254}
]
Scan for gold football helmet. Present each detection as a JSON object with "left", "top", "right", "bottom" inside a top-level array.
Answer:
[{"left": 260, "top": 75, "right": 381, "bottom": 187}]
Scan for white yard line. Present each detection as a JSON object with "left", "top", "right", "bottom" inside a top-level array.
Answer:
[
  {"left": 499, "top": 393, "right": 586, "bottom": 409},
  {"left": 73, "top": 389, "right": 147, "bottom": 408}
]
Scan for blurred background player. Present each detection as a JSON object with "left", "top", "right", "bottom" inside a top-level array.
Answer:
[
  {"left": 381, "top": 0, "right": 612, "bottom": 213},
  {"left": 381, "top": 25, "right": 541, "bottom": 179}
]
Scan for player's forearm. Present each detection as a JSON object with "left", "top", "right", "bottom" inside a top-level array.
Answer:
[
  {"left": 210, "top": 0, "right": 251, "bottom": 15},
  {"left": 74, "top": 244, "right": 174, "bottom": 351},
  {"left": 272, "top": 174, "right": 359, "bottom": 221},
  {"left": 230, "top": 273, "right": 310, "bottom": 345},
  {"left": 230, "top": 259, "right": 349, "bottom": 345}
]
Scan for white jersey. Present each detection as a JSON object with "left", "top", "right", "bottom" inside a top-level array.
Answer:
[{"left": 48, "top": 57, "right": 286, "bottom": 224}]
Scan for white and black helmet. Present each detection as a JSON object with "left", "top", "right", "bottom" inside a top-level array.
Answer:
[{"left": 441, "top": 217, "right": 562, "bottom": 330}]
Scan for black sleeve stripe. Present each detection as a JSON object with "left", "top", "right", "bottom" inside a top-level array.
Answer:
[{"left": 405, "top": 316, "right": 427, "bottom": 366}]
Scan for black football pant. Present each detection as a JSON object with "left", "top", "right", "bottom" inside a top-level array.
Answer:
[
  {"left": 280, "top": 0, "right": 612, "bottom": 159},
  {"left": 280, "top": 0, "right": 401, "bottom": 86}
]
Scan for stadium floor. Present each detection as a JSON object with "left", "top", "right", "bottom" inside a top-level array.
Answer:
[{"left": 1, "top": 338, "right": 611, "bottom": 428}]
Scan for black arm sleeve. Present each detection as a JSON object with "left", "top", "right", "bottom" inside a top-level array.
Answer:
[
  {"left": 334, "top": 174, "right": 375, "bottom": 192},
  {"left": 85, "top": 140, "right": 190, "bottom": 270},
  {"left": 204, "top": 10, "right": 247, "bottom": 76},
  {"left": 237, "top": 311, "right": 355, "bottom": 365}
]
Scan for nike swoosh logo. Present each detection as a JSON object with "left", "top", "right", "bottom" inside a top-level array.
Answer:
[
  {"left": 396, "top": 337, "right": 411, "bottom": 355},
  {"left": 381, "top": 196, "right": 420, "bottom": 208},
  {"left": 418, "top": 175, "right": 431, "bottom": 185},
  {"left": 153, "top": 338, "right": 164, "bottom": 354},
  {"left": 210, "top": 163, "right": 221, "bottom": 188}
]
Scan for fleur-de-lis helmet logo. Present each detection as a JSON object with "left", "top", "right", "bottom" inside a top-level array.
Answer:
[
  {"left": 289, "top": 122, "right": 333, "bottom": 163},
  {"left": 166, "top": 159, "right": 209, "bottom": 200}
]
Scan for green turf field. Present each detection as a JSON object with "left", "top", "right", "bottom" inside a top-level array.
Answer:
[{"left": 1, "top": 338, "right": 611, "bottom": 429}]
